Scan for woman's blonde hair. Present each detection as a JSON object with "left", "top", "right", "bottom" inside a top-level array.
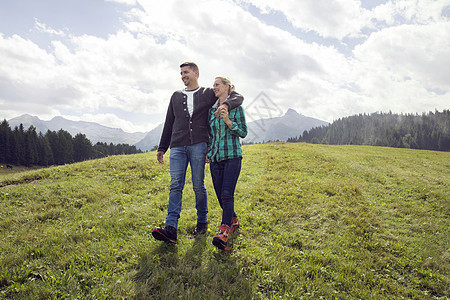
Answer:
[{"left": 215, "top": 76, "right": 235, "bottom": 95}]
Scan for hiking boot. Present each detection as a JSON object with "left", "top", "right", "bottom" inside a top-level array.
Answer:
[
  {"left": 152, "top": 225, "right": 177, "bottom": 243},
  {"left": 230, "top": 216, "right": 240, "bottom": 233},
  {"left": 194, "top": 222, "right": 208, "bottom": 236},
  {"left": 213, "top": 224, "right": 231, "bottom": 250}
]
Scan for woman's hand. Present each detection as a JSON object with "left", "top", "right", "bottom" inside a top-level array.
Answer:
[
  {"left": 219, "top": 107, "right": 233, "bottom": 129},
  {"left": 215, "top": 104, "right": 228, "bottom": 116},
  {"left": 220, "top": 107, "right": 229, "bottom": 121},
  {"left": 205, "top": 155, "right": 211, "bottom": 163}
]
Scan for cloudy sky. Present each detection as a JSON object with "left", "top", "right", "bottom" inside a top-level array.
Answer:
[{"left": 1, "top": 0, "right": 449, "bottom": 133}]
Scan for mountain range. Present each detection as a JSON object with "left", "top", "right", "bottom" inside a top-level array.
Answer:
[
  {"left": 245, "top": 108, "right": 328, "bottom": 143},
  {"left": 132, "top": 109, "right": 328, "bottom": 150},
  {"left": 7, "top": 109, "right": 328, "bottom": 151},
  {"left": 8, "top": 114, "right": 147, "bottom": 146}
]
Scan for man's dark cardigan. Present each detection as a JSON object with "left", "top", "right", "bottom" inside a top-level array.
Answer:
[{"left": 158, "top": 88, "right": 243, "bottom": 153}]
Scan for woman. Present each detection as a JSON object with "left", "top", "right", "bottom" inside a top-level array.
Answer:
[{"left": 207, "top": 76, "right": 247, "bottom": 250}]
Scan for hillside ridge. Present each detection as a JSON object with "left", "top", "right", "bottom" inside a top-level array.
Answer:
[{"left": 0, "top": 143, "right": 448, "bottom": 298}]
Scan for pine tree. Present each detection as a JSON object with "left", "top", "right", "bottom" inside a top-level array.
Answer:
[
  {"left": 37, "top": 132, "right": 54, "bottom": 166},
  {"left": 73, "top": 133, "right": 92, "bottom": 162},
  {"left": 25, "top": 126, "right": 39, "bottom": 166},
  {"left": 58, "top": 129, "right": 74, "bottom": 164},
  {"left": 0, "top": 119, "right": 10, "bottom": 163},
  {"left": 14, "top": 124, "right": 26, "bottom": 165}
]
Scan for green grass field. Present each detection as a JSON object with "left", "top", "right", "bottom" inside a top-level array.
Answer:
[{"left": 0, "top": 143, "right": 448, "bottom": 299}]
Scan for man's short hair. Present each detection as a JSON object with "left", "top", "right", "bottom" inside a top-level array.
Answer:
[{"left": 180, "top": 62, "right": 199, "bottom": 72}]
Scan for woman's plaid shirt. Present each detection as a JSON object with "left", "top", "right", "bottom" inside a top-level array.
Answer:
[{"left": 207, "top": 103, "right": 247, "bottom": 162}]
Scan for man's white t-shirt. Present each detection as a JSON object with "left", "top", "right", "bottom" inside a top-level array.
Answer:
[{"left": 183, "top": 87, "right": 200, "bottom": 116}]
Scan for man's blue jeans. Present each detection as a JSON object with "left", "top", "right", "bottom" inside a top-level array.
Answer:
[{"left": 165, "top": 142, "right": 208, "bottom": 229}]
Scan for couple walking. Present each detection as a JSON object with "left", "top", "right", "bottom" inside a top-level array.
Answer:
[{"left": 152, "top": 62, "right": 247, "bottom": 250}]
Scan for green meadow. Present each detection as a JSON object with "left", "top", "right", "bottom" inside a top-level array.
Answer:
[{"left": 0, "top": 143, "right": 448, "bottom": 299}]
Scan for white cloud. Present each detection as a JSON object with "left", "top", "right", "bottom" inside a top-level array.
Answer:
[
  {"left": 34, "top": 19, "right": 66, "bottom": 36},
  {"left": 0, "top": 34, "right": 56, "bottom": 83},
  {"left": 63, "top": 113, "right": 153, "bottom": 133},
  {"left": 0, "top": 33, "right": 78, "bottom": 117},
  {"left": 372, "top": 0, "right": 450, "bottom": 25},
  {"left": 241, "top": 0, "right": 372, "bottom": 39},
  {"left": 353, "top": 21, "right": 450, "bottom": 110},
  {"left": 0, "top": 27, "right": 185, "bottom": 120},
  {"left": 127, "top": 1, "right": 339, "bottom": 90},
  {"left": 104, "top": 0, "right": 138, "bottom": 5}
]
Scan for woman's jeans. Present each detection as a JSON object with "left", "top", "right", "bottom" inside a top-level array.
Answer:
[
  {"left": 210, "top": 157, "right": 242, "bottom": 226},
  {"left": 165, "top": 142, "right": 208, "bottom": 229}
]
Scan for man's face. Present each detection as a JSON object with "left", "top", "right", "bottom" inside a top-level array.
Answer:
[{"left": 180, "top": 66, "right": 198, "bottom": 87}]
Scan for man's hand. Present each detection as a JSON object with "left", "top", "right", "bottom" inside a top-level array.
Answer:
[
  {"left": 157, "top": 150, "right": 165, "bottom": 163},
  {"left": 205, "top": 155, "right": 211, "bottom": 163}
]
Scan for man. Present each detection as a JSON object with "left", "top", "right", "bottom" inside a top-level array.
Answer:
[{"left": 152, "top": 62, "right": 244, "bottom": 243}]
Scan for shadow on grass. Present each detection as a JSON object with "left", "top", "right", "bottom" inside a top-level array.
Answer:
[{"left": 133, "top": 235, "right": 252, "bottom": 299}]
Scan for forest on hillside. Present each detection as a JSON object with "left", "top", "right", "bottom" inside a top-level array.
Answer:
[
  {"left": 287, "top": 110, "right": 449, "bottom": 151},
  {"left": 0, "top": 120, "right": 142, "bottom": 167}
]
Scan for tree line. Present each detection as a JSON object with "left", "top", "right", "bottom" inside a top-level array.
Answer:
[
  {"left": 0, "top": 120, "right": 142, "bottom": 167},
  {"left": 287, "top": 110, "right": 449, "bottom": 151}
]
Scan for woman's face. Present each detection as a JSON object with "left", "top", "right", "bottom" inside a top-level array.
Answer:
[{"left": 213, "top": 78, "right": 228, "bottom": 98}]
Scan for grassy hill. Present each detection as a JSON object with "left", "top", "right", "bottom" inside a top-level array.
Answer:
[{"left": 0, "top": 143, "right": 448, "bottom": 299}]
